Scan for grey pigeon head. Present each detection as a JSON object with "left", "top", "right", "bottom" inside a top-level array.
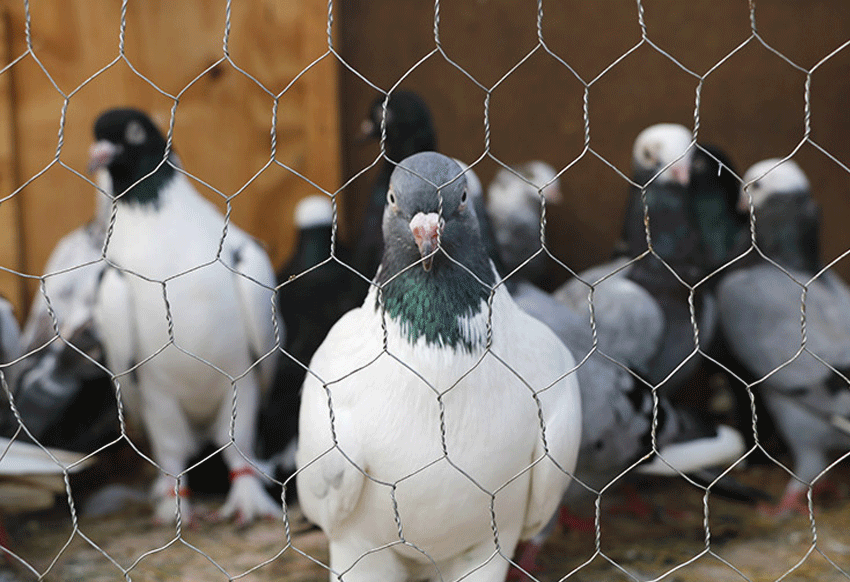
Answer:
[
  {"left": 376, "top": 152, "right": 495, "bottom": 351},
  {"left": 379, "top": 152, "right": 490, "bottom": 280}
]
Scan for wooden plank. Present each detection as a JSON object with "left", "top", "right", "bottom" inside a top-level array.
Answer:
[{"left": 0, "top": 6, "right": 24, "bottom": 319}]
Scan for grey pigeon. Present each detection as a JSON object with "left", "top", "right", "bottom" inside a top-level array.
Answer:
[
  {"left": 0, "top": 297, "right": 20, "bottom": 377},
  {"left": 296, "top": 152, "right": 582, "bottom": 582},
  {"left": 717, "top": 158, "right": 850, "bottom": 515},
  {"left": 88, "top": 108, "right": 282, "bottom": 524},
  {"left": 482, "top": 178, "right": 745, "bottom": 578}
]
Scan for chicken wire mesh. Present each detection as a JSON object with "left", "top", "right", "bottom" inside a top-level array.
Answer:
[{"left": 0, "top": 0, "right": 847, "bottom": 581}]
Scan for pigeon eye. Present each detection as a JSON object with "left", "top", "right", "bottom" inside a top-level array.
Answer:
[
  {"left": 125, "top": 120, "right": 146, "bottom": 145},
  {"left": 460, "top": 189, "right": 468, "bottom": 204},
  {"left": 387, "top": 189, "right": 397, "bottom": 207}
]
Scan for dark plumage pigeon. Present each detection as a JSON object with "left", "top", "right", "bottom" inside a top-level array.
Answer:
[
  {"left": 258, "top": 195, "right": 360, "bottom": 468},
  {"left": 718, "top": 158, "right": 850, "bottom": 515},
  {"left": 689, "top": 145, "right": 748, "bottom": 272},
  {"left": 88, "top": 108, "right": 282, "bottom": 524},
  {"left": 566, "top": 123, "right": 718, "bottom": 396},
  {"left": 352, "top": 91, "right": 437, "bottom": 286},
  {"left": 296, "top": 152, "right": 582, "bottom": 582}
]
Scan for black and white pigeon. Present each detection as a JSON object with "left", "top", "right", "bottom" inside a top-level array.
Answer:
[
  {"left": 296, "top": 152, "right": 582, "bottom": 582},
  {"left": 258, "top": 195, "right": 360, "bottom": 469},
  {"left": 560, "top": 123, "right": 717, "bottom": 396},
  {"left": 7, "top": 198, "right": 117, "bottom": 452},
  {"left": 352, "top": 91, "right": 437, "bottom": 287},
  {"left": 485, "top": 161, "right": 562, "bottom": 285},
  {"left": 717, "top": 158, "right": 850, "bottom": 515},
  {"left": 88, "top": 108, "right": 282, "bottom": 524}
]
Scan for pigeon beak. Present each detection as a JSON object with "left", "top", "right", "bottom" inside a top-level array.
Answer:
[
  {"left": 667, "top": 161, "right": 690, "bottom": 186},
  {"left": 410, "top": 212, "right": 444, "bottom": 272},
  {"left": 357, "top": 118, "right": 378, "bottom": 142},
  {"left": 542, "top": 181, "right": 563, "bottom": 203},
  {"left": 87, "top": 140, "right": 122, "bottom": 174}
]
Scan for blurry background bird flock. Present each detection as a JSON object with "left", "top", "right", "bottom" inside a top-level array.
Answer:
[{"left": 0, "top": 0, "right": 849, "bottom": 581}]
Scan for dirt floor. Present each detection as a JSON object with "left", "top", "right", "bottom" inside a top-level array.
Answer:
[{"left": 4, "top": 462, "right": 850, "bottom": 582}]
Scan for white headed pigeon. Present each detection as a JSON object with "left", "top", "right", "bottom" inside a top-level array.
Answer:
[
  {"left": 296, "top": 152, "right": 582, "bottom": 582},
  {"left": 561, "top": 123, "right": 718, "bottom": 396},
  {"left": 485, "top": 161, "right": 562, "bottom": 284},
  {"left": 88, "top": 108, "right": 282, "bottom": 524},
  {"left": 717, "top": 158, "right": 850, "bottom": 515}
]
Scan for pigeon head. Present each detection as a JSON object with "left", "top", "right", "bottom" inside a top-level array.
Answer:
[
  {"left": 88, "top": 108, "right": 174, "bottom": 204},
  {"left": 360, "top": 91, "right": 437, "bottom": 163},
  {"left": 632, "top": 123, "right": 694, "bottom": 186},
  {"left": 380, "top": 152, "right": 489, "bottom": 275},
  {"left": 376, "top": 152, "right": 495, "bottom": 351},
  {"left": 740, "top": 158, "right": 810, "bottom": 212},
  {"left": 742, "top": 159, "right": 819, "bottom": 272},
  {"left": 294, "top": 195, "right": 334, "bottom": 230}
]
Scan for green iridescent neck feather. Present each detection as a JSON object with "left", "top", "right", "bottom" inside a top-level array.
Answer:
[{"left": 376, "top": 257, "right": 494, "bottom": 352}]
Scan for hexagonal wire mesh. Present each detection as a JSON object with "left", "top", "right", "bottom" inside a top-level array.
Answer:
[{"left": 0, "top": 0, "right": 849, "bottom": 580}]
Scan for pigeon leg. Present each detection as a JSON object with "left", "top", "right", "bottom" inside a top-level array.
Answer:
[
  {"left": 212, "top": 376, "right": 280, "bottom": 524},
  {"left": 507, "top": 539, "right": 544, "bottom": 581},
  {"left": 141, "top": 389, "right": 197, "bottom": 525}
]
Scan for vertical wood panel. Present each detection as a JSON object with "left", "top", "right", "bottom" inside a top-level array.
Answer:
[
  {"left": 0, "top": 0, "right": 341, "bottom": 318},
  {"left": 0, "top": 7, "right": 24, "bottom": 316}
]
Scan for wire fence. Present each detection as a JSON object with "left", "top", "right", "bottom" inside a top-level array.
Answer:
[{"left": 0, "top": 0, "right": 849, "bottom": 581}]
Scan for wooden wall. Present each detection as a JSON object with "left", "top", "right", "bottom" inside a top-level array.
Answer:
[
  {"left": 338, "top": 0, "right": 850, "bottom": 290},
  {"left": 0, "top": 0, "right": 341, "bottom": 318}
]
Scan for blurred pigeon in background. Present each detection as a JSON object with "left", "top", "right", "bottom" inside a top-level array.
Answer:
[
  {"left": 352, "top": 91, "right": 437, "bottom": 287},
  {"left": 88, "top": 107, "right": 282, "bottom": 525},
  {"left": 717, "top": 158, "right": 850, "bottom": 515},
  {"left": 482, "top": 171, "right": 747, "bottom": 578},
  {"left": 485, "top": 161, "right": 562, "bottom": 285},
  {"left": 559, "top": 123, "right": 718, "bottom": 396},
  {"left": 296, "top": 152, "right": 582, "bottom": 582},
  {"left": 0, "top": 298, "right": 20, "bottom": 379},
  {"left": 6, "top": 205, "right": 116, "bottom": 453},
  {"left": 258, "top": 195, "right": 360, "bottom": 476}
]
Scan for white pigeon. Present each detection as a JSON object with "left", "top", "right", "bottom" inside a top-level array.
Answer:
[
  {"left": 718, "top": 158, "right": 850, "bottom": 515},
  {"left": 485, "top": 161, "right": 562, "bottom": 283},
  {"left": 88, "top": 108, "right": 282, "bottom": 525},
  {"left": 296, "top": 152, "right": 582, "bottom": 582}
]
